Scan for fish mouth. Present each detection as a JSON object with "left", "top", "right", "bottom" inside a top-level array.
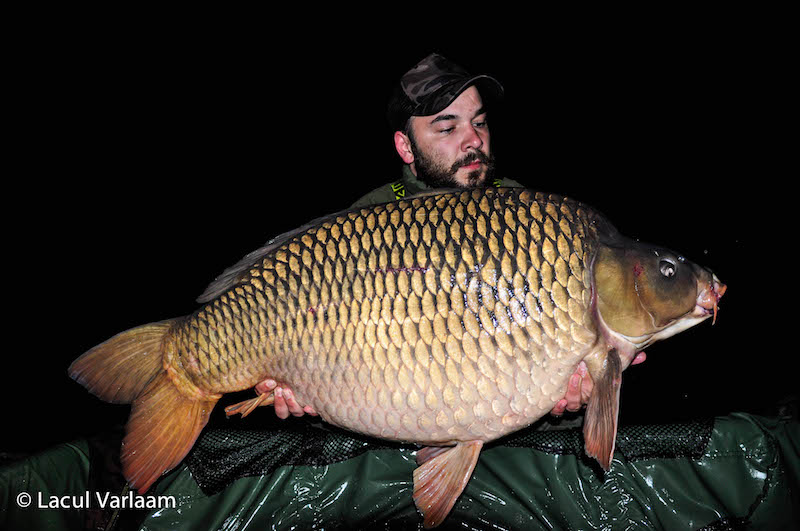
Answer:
[{"left": 694, "top": 274, "right": 727, "bottom": 324}]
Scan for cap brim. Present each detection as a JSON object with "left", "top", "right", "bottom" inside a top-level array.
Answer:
[{"left": 412, "top": 74, "right": 504, "bottom": 117}]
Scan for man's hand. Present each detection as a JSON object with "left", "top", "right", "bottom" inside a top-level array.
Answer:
[
  {"left": 549, "top": 352, "right": 646, "bottom": 416},
  {"left": 255, "top": 379, "right": 318, "bottom": 419}
]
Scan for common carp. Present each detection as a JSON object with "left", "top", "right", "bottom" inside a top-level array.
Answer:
[{"left": 69, "top": 187, "right": 725, "bottom": 528}]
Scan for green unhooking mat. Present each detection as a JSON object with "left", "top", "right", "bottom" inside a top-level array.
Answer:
[{"left": 2, "top": 413, "right": 798, "bottom": 530}]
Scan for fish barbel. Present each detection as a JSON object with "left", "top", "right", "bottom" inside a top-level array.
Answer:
[{"left": 69, "top": 187, "right": 726, "bottom": 527}]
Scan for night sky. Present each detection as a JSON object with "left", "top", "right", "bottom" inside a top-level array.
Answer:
[{"left": 4, "top": 32, "right": 789, "bottom": 457}]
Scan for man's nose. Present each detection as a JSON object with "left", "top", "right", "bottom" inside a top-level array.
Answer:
[{"left": 461, "top": 126, "right": 483, "bottom": 151}]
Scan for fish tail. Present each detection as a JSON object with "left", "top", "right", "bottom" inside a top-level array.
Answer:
[
  {"left": 121, "top": 369, "right": 217, "bottom": 493},
  {"left": 68, "top": 319, "right": 219, "bottom": 493},
  {"left": 69, "top": 320, "right": 177, "bottom": 404}
]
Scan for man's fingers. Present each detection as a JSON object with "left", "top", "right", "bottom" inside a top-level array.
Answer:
[
  {"left": 550, "top": 399, "right": 568, "bottom": 417},
  {"left": 549, "top": 352, "right": 640, "bottom": 420},
  {"left": 564, "top": 373, "right": 583, "bottom": 412},
  {"left": 273, "top": 387, "right": 289, "bottom": 419},
  {"left": 255, "top": 378, "right": 277, "bottom": 395},
  {"left": 282, "top": 388, "right": 306, "bottom": 417},
  {"left": 253, "top": 380, "right": 317, "bottom": 418}
]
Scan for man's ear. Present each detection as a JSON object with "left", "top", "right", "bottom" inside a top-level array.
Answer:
[{"left": 394, "top": 131, "right": 415, "bottom": 164}]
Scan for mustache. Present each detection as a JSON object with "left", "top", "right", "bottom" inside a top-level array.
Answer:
[{"left": 449, "top": 151, "right": 491, "bottom": 173}]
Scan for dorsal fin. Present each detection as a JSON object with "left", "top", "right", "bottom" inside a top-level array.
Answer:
[
  {"left": 196, "top": 210, "right": 346, "bottom": 303},
  {"left": 195, "top": 188, "right": 465, "bottom": 304}
]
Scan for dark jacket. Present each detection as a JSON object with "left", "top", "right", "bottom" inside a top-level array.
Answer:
[{"left": 351, "top": 165, "right": 525, "bottom": 208}]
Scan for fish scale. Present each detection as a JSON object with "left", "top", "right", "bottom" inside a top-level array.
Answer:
[
  {"left": 70, "top": 186, "right": 725, "bottom": 527},
  {"left": 169, "top": 188, "right": 600, "bottom": 444}
]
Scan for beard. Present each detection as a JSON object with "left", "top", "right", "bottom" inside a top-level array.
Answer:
[{"left": 409, "top": 136, "right": 496, "bottom": 189}]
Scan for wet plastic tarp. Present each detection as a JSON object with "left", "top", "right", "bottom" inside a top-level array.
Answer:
[{"left": 2, "top": 413, "right": 798, "bottom": 530}]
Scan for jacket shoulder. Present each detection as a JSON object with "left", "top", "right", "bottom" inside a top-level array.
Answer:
[{"left": 350, "top": 182, "right": 406, "bottom": 208}]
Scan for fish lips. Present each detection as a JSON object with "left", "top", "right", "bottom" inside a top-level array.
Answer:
[{"left": 694, "top": 274, "right": 727, "bottom": 325}]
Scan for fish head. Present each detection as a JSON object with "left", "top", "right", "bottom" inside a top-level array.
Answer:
[{"left": 593, "top": 240, "right": 726, "bottom": 352}]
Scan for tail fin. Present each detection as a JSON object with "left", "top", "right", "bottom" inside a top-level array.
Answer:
[
  {"left": 68, "top": 319, "right": 219, "bottom": 493},
  {"left": 122, "top": 371, "right": 217, "bottom": 492},
  {"left": 69, "top": 321, "right": 175, "bottom": 404}
]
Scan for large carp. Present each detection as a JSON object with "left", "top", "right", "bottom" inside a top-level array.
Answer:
[{"left": 70, "top": 187, "right": 725, "bottom": 527}]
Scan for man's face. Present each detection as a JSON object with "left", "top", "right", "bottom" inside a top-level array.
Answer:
[{"left": 400, "top": 86, "right": 494, "bottom": 188}]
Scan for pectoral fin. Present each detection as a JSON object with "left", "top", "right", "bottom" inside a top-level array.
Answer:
[
  {"left": 583, "top": 349, "right": 622, "bottom": 470},
  {"left": 413, "top": 441, "right": 483, "bottom": 528}
]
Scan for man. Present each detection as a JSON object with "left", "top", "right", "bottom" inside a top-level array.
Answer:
[
  {"left": 265, "top": 53, "right": 645, "bottom": 421},
  {"left": 352, "top": 52, "right": 522, "bottom": 206}
]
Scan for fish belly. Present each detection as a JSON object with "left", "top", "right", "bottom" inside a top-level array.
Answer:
[{"left": 282, "top": 340, "right": 593, "bottom": 445}]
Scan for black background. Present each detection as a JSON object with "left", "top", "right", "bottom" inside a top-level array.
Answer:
[{"left": 3, "top": 22, "right": 791, "bottom": 457}]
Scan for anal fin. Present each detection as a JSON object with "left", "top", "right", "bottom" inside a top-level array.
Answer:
[
  {"left": 413, "top": 441, "right": 483, "bottom": 528},
  {"left": 583, "top": 349, "right": 622, "bottom": 470}
]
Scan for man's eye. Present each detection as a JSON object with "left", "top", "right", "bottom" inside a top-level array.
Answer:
[
  {"left": 473, "top": 121, "right": 486, "bottom": 128},
  {"left": 438, "top": 127, "right": 454, "bottom": 134}
]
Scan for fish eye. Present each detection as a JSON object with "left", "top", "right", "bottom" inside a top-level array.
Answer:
[{"left": 659, "top": 259, "right": 676, "bottom": 278}]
